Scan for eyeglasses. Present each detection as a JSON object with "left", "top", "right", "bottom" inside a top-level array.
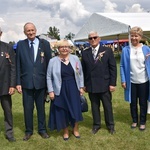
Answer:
[
  {"left": 59, "top": 46, "right": 70, "bottom": 49},
  {"left": 88, "top": 36, "right": 98, "bottom": 40}
]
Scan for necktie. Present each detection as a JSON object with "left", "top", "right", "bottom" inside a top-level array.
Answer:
[
  {"left": 30, "top": 41, "right": 34, "bottom": 62},
  {"left": 92, "top": 49, "right": 97, "bottom": 59}
]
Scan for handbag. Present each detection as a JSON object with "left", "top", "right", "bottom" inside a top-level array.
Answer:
[{"left": 80, "top": 95, "right": 88, "bottom": 112}]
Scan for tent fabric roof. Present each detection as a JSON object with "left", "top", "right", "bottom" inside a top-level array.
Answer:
[
  {"left": 73, "top": 13, "right": 130, "bottom": 41},
  {"left": 74, "top": 13, "right": 150, "bottom": 41}
]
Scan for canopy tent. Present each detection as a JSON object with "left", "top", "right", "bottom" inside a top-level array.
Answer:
[
  {"left": 99, "top": 13, "right": 150, "bottom": 41},
  {"left": 73, "top": 13, "right": 130, "bottom": 42},
  {"left": 73, "top": 13, "right": 150, "bottom": 42}
]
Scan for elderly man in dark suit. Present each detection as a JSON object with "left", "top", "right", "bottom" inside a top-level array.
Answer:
[
  {"left": 81, "top": 31, "right": 117, "bottom": 134},
  {"left": 0, "top": 28, "right": 16, "bottom": 142},
  {"left": 16, "top": 22, "right": 52, "bottom": 141}
]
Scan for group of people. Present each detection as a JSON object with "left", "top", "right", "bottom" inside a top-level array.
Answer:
[{"left": 0, "top": 23, "right": 150, "bottom": 143}]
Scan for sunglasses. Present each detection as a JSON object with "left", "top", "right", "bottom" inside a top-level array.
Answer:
[{"left": 88, "top": 36, "right": 98, "bottom": 40}]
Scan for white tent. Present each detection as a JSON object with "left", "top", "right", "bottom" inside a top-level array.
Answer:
[{"left": 73, "top": 13, "right": 150, "bottom": 41}]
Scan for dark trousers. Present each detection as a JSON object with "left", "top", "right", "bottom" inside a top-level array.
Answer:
[
  {"left": 130, "top": 81, "right": 149, "bottom": 125},
  {"left": 0, "top": 95, "right": 14, "bottom": 138},
  {"left": 22, "top": 88, "right": 47, "bottom": 134},
  {"left": 89, "top": 91, "right": 114, "bottom": 130}
]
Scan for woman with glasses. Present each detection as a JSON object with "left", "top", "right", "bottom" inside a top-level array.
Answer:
[
  {"left": 120, "top": 26, "right": 150, "bottom": 131},
  {"left": 47, "top": 39, "right": 84, "bottom": 140}
]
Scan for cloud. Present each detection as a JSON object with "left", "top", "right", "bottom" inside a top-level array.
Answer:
[
  {"left": 102, "top": 0, "right": 120, "bottom": 13},
  {"left": 125, "top": 4, "right": 144, "bottom": 12},
  {"left": 0, "top": 0, "right": 91, "bottom": 42},
  {"left": 0, "top": 0, "right": 149, "bottom": 43},
  {"left": 0, "top": 18, "right": 4, "bottom": 22}
]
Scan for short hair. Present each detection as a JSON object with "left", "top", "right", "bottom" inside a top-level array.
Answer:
[
  {"left": 88, "top": 31, "right": 99, "bottom": 38},
  {"left": 130, "top": 26, "right": 143, "bottom": 37},
  {"left": 24, "top": 22, "right": 36, "bottom": 31},
  {"left": 0, "top": 27, "right": 2, "bottom": 33},
  {"left": 55, "top": 39, "right": 71, "bottom": 48}
]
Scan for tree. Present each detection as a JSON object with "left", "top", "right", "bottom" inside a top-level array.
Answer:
[
  {"left": 65, "top": 32, "right": 75, "bottom": 40},
  {"left": 47, "top": 26, "right": 60, "bottom": 40}
]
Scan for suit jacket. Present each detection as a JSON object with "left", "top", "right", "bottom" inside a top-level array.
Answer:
[
  {"left": 0, "top": 41, "right": 16, "bottom": 96},
  {"left": 81, "top": 45, "right": 117, "bottom": 93},
  {"left": 16, "top": 37, "right": 52, "bottom": 89},
  {"left": 47, "top": 54, "right": 84, "bottom": 95}
]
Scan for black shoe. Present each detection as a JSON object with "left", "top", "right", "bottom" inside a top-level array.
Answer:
[
  {"left": 39, "top": 132, "right": 50, "bottom": 139},
  {"left": 131, "top": 123, "right": 137, "bottom": 129},
  {"left": 92, "top": 127, "right": 100, "bottom": 134},
  {"left": 139, "top": 125, "right": 146, "bottom": 131},
  {"left": 109, "top": 129, "right": 115, "bottom": 135},
  {"left": 23, "top": 134, "right": 32, "bottom": 141},
  {"left": 63, "top": 133, "right": 69, "bottom": 141},
  {"left": 6, "top": 137, "right": 16, "bottom": 142},
  {"left": 72, "top": 132, "right": 80, "bottom": 138},
  {"left": 63, "top": 135, "right": 69, "bottom": 141}
]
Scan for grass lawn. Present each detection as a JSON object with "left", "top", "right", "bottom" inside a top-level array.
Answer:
[{"left": 0, "top": 57, "right": 150, "bottom": 150}]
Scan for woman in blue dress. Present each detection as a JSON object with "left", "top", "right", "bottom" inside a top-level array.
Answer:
[{"left": 47, "top": 39, "right": 84, "bottom": 140}]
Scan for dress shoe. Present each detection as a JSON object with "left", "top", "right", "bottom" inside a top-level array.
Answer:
[
  {"left": 6, "top": 137, "right": 16, "bottom": 142},
  {"left": 39, "top": 132, "right": 50, "bottom": 139},
  {"left": 63, "top": 133, "right": 69, "bottom": 141},
  {"left": 23, "top": 134, "right": 32, "bottom": 141},
  {"left": 131, "top": 123, "right": 137, "bottom": 129},
  {"left": 139, "top": 125, "right": 146, "bottom": 131},
  {"left": 63, "top": 136, "right": 69, "bottom": 141},
  {"left": 92, "top": 128, "right": 100, "bottom": 134},
  {"left": 72, "top": 132, "right": 80, "bottom": 138},
  {"left": 109, "top": 129, "right": 115, "bottom": 135}
]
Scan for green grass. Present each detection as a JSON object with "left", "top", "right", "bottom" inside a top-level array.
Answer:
[{"left": 0, "top": 57, "right": 150, "bottom": 150}]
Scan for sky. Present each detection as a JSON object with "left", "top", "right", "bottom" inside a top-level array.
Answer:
[{"left": 0, "top": 0, "right": 149, "bottom": 43}]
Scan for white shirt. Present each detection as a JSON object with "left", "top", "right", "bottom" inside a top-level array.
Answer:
[
  {"left": 130, "top": 44, "right": 148, "bottom": 83},
  {"left": 92, "top": 44, "right": 100, "bottom": 59},
  {"left": 28, "top": 37, "right": 39, "bottom": 61}
]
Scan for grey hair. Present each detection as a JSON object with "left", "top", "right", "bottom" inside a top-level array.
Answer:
[{"left": 88, "top": 31, "right": 99, "bottom": 38}]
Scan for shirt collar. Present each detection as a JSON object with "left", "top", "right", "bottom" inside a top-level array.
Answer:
[
  {"left": 28, "top": 37, "right": 38, "bottom": 45},
  {"left": 92, "top": 44, "right": 100, "bottom": 51}
]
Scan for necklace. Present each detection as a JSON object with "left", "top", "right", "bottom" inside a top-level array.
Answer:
[{"left": 61, "top": 58, "right": 66, "bottom": 62}]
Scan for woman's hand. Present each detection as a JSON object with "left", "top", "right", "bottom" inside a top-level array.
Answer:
[
  {"left": 49, "top": 92, "right": 55, "bottom": 100},
  {"left": 121, "top": 83, "right": 126, "bottom": 89}
]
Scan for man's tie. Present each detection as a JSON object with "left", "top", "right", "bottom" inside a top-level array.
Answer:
[
  {"left": 30, "top": 41, "right": 34, "bottom": 62},
  {"left": 92, "top": 49, "right": 97, "bottom": 60}
]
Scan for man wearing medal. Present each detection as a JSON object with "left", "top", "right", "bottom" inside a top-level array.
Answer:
[
  {"left": 0, "top": 27, "right": 16, "bottom": 142},
  {"left": 16, "top": 22, "right": 52, "bottom": 141}
]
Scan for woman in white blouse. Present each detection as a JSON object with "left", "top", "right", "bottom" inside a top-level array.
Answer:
[{"left": 120, "top": 26, "right": 150, "bottom": 131}]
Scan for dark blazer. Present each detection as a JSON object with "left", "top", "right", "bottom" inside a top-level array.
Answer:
[
  {"left": 0, "top": 41, "right": 16, "bottom": 96},
  {"left": 81, "top": 45, "right": 117, "bottom": 93},
  {"left": 16, "top": 38, "right": 52, "bottom": 89}
]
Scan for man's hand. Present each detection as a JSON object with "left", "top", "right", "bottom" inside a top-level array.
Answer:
[
  {"left": 109, "top": 86, "right": 116, "bottom": 92},
  {"left": 16, "top": 85, "right": 22, "bottom": 94},
  {"left": 9, "top": 87, "right": 15, "bottom": 95}
]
